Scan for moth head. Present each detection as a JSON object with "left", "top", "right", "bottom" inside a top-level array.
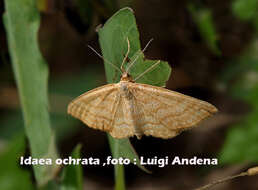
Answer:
[{"left": 121, "top": 72, "right": 134, "bottom": 82}]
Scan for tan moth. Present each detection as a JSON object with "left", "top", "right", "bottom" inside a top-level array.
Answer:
[{"left": 67, "top": 38, "right": 217, "bottom": 139}]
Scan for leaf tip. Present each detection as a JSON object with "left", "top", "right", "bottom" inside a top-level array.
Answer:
[{"left": 119, "top": 7, "right": 134, "bottom": 13}]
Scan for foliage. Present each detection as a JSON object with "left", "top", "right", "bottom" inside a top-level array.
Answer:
[
  {"left": 3, "top": 0, "right": 58, "bottom": 186},
  {"left": 2, "top": 0, "right": 258, "bottom": 189},
  {"left": 218, "top": 0, "right": 258, "bottom": 164},
  {"left": 219, "top": 55, "right": 258, "bottom": 163},
  {"left": 3, "top": 0, "right": 84, "bottom": 189},
  {"left": 232, "top": 0, "right": 258, "bottom": 21},
  {"left": 0, "top": 135, "right": 34, "bottom": 190},
  {"left": 188, "top": 3, "right": 221, "bottom": 55},
  {"left": 61, "top": 145, "right": 83, "bottom": 190}
]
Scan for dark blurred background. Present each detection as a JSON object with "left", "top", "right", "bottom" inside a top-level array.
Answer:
[{"left": 1, "top": 0, "right": 258, "bottom": 189}]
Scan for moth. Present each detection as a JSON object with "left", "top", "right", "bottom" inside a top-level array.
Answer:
[{"left": 68, "top": 38, "right": 217, "bottom": 139}]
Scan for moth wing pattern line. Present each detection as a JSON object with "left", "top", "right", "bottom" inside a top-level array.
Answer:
[
  {"left": 127, "top": 82, "right": 217, "bottom": 138},
  {"left": 68, "top": 84, "right": 119, "bottom": 132}
]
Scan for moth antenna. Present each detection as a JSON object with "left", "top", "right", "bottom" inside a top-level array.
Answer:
[
  {"left": 126, "top": 38, "right": 153, "bottom": 73},
  {"left": 121, "top": 38, "right": 130, "bottom": 72},
  {"left": 134, "top": 60, "right": 161, "bottom": 81},
  {"left": 87, "top": 45, "right": 122, "bottom": 74}
]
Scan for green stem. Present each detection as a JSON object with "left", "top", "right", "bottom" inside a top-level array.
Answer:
[
  {"left": 108, "top": 135, "right": 126, "bottom": 190},
  {"left": 114, "top": 164, "right": 126, "bottom": 190}
]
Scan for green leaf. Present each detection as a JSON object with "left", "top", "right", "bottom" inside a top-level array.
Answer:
[
  {"left": 3, "top": 0, "right": 58, "bottom": 186},
  {"left": 219, "top": 56, "right": 258, "bottom": 163},
  {"left": 107, "top": 135, "right": 149, "bottom": 173},
  {"left": 0, "top": 135, "right": 34, "bottom": 190},
  {"left": 232, "top": 0, "right": 258, "bottom": 20},
  {"left": 219, "top": 112, "right": 258, "bottom": 163},
  {"left": 98, "top": 7, "right": 170, "bottom": 189},
  {"left": 188, "top": 4, "right": 221, "bottom": 56},
  {"left": 61, "top": 145, "right": 83, "bottom": 190},
  {"left": 98, "top": 7, "right": 171, "bottom": 85}
]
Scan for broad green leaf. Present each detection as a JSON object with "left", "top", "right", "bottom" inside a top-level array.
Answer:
[
  {"left": 0, "top": 135, "right": 34, "bottom": 190},
  {"left": 98, "top": 7, "right": 171, "bottom": 189},
  {"left": 3, "top": 0, "right": 58, "bottom": 186},
  {"left": 98, "top": 7, "right": 171, "bottom": 85},
  {"left": 61, "top": 145, "right": 83, "bottom": 190}
]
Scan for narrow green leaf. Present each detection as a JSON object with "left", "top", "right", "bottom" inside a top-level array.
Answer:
[
  {"left": 3, "top": 0, "right": 58, "bottom": 186},
  {"left": 188, "top": 4, "right": 221, "bottom": 56},
  {"left": 61, "top": 145, "right": 83, "bottom": 190},
  {"left": 98, "top": 7, "right": 171, "bottom": 188}
]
